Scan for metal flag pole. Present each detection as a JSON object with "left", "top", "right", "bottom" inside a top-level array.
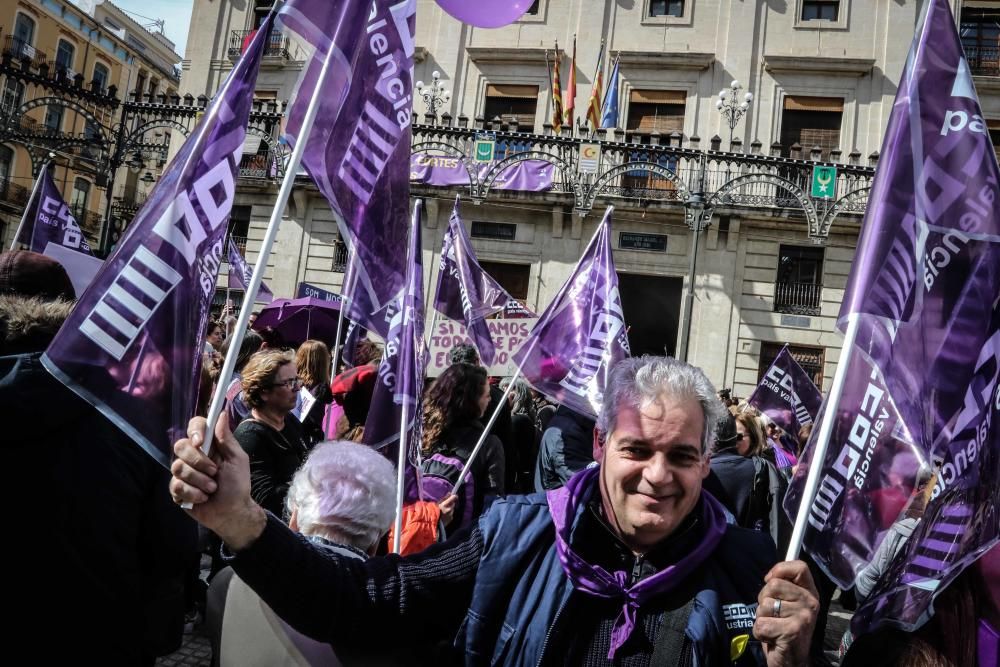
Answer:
[
  {"left": 785, "top": 312, "right": 860, "bottom": 560},
  {"left": 9, "top": 160, "right": 50, "bottom": 251},
  {"left": 197, "top": 36, "right": 337, "bottom": 459}
]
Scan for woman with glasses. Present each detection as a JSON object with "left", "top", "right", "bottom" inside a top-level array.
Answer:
[{"left": 232, "top": 350, "right": 309, "bottom": 518}]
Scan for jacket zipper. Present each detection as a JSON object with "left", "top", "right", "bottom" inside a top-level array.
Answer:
[{"left": 536, "top": 595, "right": 570, "bottom": 667}]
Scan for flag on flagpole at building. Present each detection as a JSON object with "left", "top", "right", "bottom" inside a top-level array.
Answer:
[
  {"left": 747, "top": 345, "right": 823, "bottom": 437},
  {"left": 547, "top": 45, "right": 563, "bottom": 134},
  {"left": 17, "top": 163, "right": 94, "bottom": 256},
  {"left": 586, "top": 41, "right": 605, "bottom": 131},
  {"left": 40, "top": 14, "right": 275, "bottom": 466},
  {"left": 364, "top": 201, "right": 426, "bottom": 457},
  {"left": 433, "top": 200, "right": 521, "bottom": 365},
  {"left": 564, "top": 35, "right": 577, "bottom": 131},
  {"left": 277, "top": 0, "right": 415, "bottom": 335},
  {"left": 784, "top": 0, "right": 1000, "bottom": 634},
  {"left": 600, "top": 55, "right": 620, "bottom": 129},
  {"left": 226, "top": 238, "right": 274, "bottom": 304},
  {"left": 512, "top": 207, "right": 630, "bottom": 418}
]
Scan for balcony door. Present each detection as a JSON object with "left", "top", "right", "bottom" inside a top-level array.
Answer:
[{"left": 774, "top": 245, "right": 824, "bottom": 316}]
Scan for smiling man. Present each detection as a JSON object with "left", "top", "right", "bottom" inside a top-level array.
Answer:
[{"left": 170, "top": 355, "right": 818, "bottom": 666}]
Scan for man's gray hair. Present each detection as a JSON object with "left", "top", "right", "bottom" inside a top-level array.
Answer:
[
  {"left": 285, "top": 441, "right": 396, "bottom": 549},
  {"left": 597, "top": 356, "right": 726, "bottom": 455}
]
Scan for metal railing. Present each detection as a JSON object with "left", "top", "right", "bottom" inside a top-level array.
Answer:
[
  {"left": 773, "top": 281, "right": 823, "bottom": 316},
  {"left": 964, "top": 44, "right": 1000, "bottom": 77},
  {"left": 2, "top": 36, "right": 47, "bottom": 69},
  {"left": 227, "top": 30, "right": 291, "bottom": 61},
  {"left": 0, "top": 182, "right": 29, "bottom": 210},
  {"left": 239, "top": 151, "right": 281, "bottom": 180},
  {"left": 332, "top": 240, "right": 349, "bottom": 273}
]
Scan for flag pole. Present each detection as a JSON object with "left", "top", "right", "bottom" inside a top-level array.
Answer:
[
  {"left": 198, "top": 39, "right": 337, "bottom": 459},
  {"left": 331, "top": 250, "right": 358, "bottom": 370},
  {"left": 392, "top": 199, "right": 424, "bottom": 553},
  {"left": 785, "top": 312, "right": 860, "bottom": 561},
  {"left": 9, "top": 161, "right": 49, "bottom": 251}
]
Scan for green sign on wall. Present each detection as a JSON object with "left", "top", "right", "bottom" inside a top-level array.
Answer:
[{"left": 811, "top": 165, "right": 837, "bottom": 198}]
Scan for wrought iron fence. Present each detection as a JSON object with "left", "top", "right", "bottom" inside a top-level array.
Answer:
[
  {"left": 332, "top": 240, "right": 349, "bottom": 273},
  {"left": 773, "top": 280, "right": 823, "bottom": 316},
  {"left": 227, "top": 30, "right": 291, "bottom": 60}
]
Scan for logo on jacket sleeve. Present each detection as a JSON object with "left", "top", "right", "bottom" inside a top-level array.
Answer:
[{"left": 722, "top": 603, "right": 757, "bottom": 631}]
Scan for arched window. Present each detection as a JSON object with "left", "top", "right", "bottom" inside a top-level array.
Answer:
[
  {"left": 93, "top": 62, "right": 110, "bottom": 91},
  {"left": 56, "top": 39, "right": 76, "bottom": 75},
  {"left": 13, "top": 13, "right": 35, "bottom": 49},
  {"left": 0, "top": 145, "right": 13, "bottom": 199}
]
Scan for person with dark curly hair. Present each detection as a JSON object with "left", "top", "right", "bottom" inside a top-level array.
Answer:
[{"left": 420, "top": 362, "right": 504, "bottom": 531}]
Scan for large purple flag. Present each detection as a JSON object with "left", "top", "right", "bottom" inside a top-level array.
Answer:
[
  {"left": 786, "top": 0, "right": 1000, "bottom": 634},
  {"left": 226, "top": 238, "right": 274, "bottom": 303},
  {"left": 17, "top": 165, "right": 94, "bottom": 256},
  {"left": 747, "top": 345, "right": 823, "bottom": 436},
  {"left": 364, "top": 201, "right": 425, "bottom": 459},
  {"left": 40, "top": 16, "right": 274, "bottom": 466},
  {"left": 277, "top": 0, "right": 414, "bottom": 333},
  {"left": 512, "top": 208, "right": 630, "bottom": 417},
  {"left": 433, "top": 202, "right": 519, "bottom": 365}
]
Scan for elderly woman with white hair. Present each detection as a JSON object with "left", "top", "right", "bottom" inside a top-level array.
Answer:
[{"left": 206, "top": 441, "right": 396, "bottom": 666}]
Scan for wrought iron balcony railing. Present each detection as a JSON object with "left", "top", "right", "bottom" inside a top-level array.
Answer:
[
  {"left": 227, "top": 30, "right": 291, "bottom": 61},
  {"left": 0, "top": 182, "right": 29, "bottom": 211},
  {"left": 2, "top": 36, "right": 47, "bottom": 69},
  {"left": 332, "top": 240, "right": 349, "bottom": 273},
  {"left": 774, "top": 280, "right": 823, "bottom": 316},
  {"left": 964, "top": 44, "right": 1000, "bottom": 77}
]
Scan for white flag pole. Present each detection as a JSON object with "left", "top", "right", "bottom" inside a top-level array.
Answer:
[
  {"left": 9, "top": 161, "right": 50, "bottom": 251},
  {"left": 197, "top": 41, "right": 336, "bottom": 460},
  {"left": 392, "top": 199, "right": 423, "bottom": 554},
  {"left": 785, "top": 312, "right": 860, "bottom": 561}
]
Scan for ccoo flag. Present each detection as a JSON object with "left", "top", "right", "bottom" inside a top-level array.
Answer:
[
  {"left": 786, "top": 0, "right": 1000, "bottom": 635},
  {"left": 226, "top": 238, "right": 274, "bottom": 303},
  {"left": 433, "top": 200, "right": 520, "bottom": 365},
  {"left": 17, "top": 164, "right": 94, "bottom": 256},
  {"left": 513, "top": 207, "right": 630, "bottom": 417},
  {"left": 41, "top": 15, "right": 274, "bottom": 466},
  {"left": 364, "top": 201, "right": 426, "bottom": 456},
  {"left": 747, "top": 345, "right": 823, "bottom": 437},
  {"left": 277, "top": 0, "right": 415, "bottom": 334}
]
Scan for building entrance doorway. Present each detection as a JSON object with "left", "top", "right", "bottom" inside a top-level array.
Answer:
[{"left": 617, "top": 273, "right": 683, "bottom": 357}]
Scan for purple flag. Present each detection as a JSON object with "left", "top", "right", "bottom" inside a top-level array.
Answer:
[
  {"left": 17, "top": 165, "right": 94, "bottom": 256},
  {"left": 40, "top": 16, "right": 274, "bottom": 466},
  {"left": 512, "top": 208, "right": 630, "bottom": 417},
  {"left": 364, "top": 201, "right": 426, "bottom": 462},
  {"left": 278, "top": 0, "right": 414, "bottom": 333},
  {"left": 433, "top": 202, "right": 519, "bottom": 365},
  {"left": 410, "top": 153, "right": 555, "bottom": 191},
  {"left": 786, "top": 0, "right": 1000, "bottom": 634},
  {"left": 226, "top": 238, "right": 274, "bottom": 303},
  {"left": 747, "top": 345, "right": 823, "bottom": 436}
]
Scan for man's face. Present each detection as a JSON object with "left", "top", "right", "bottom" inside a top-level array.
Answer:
[{"left": 594, "top": 395, "right": 710, "bottom": 553}]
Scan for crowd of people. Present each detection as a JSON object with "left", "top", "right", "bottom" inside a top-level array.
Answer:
[{"left": 3, "top": 248, "right": 998, "bottom": 665}]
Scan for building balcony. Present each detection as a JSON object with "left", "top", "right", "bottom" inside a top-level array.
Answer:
[
  {"left": 0, "top": 182, "right": 29, "bottom": 212},
  {"left": 332, "top": 240, "right": 349, "bottom": 273},
  {"left": 2, "top": 36, "right": 48, "bottom": 69},
  {"left": 965, "top": 44, "right": 1000, "bottom": 77},
  {"left": 239, "top": 151, "right": 282, "bottom": 180},
  {"left": 227, "top": 30, "right": 290, "bottom": 62},
  {"left": 773, "top": 281, "right": 822, "bottom": 316}
]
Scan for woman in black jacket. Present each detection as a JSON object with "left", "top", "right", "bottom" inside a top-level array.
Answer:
[
  {"left": 420, "top": 363, "right": 504, "bottom": 531},
  {"left": 294, "top": 339, "right": 334, "bottom": 445}
]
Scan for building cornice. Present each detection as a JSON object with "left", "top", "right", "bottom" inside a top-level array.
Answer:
[
  {"left": 611, "top": 51, "right": 715, "bottom": 71},
  {"left": 465, "top": 46, "right": 547, "bottom": 65},
  {"left": 763, "top": 55, "right": 876, "bottom": 77}
]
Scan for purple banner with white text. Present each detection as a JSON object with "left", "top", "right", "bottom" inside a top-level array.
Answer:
[{"left": 410, "top": 153, "right": 555, "bottom": 191}]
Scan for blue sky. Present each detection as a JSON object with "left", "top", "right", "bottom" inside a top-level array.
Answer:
[{"left": 104, "top": 0, "right": 193, "bottom": 58}]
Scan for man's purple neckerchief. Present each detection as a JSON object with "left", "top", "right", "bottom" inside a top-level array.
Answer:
[{"left": 546, "top": 465, "right": 727, "bottom": 660}]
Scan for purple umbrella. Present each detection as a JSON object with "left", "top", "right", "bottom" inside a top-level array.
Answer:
[{"left": 251, "top": 296, "right": 343, "bottom": 347}]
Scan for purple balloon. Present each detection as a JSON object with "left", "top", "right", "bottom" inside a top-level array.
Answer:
[{"left": 434, "top": 0, "right": 533, "bottom": 28}]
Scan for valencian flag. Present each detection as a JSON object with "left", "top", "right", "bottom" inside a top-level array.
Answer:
[
  {"left": 226, "top": 238, "right": 274, "bottom": 303},
  {"left": 17, "top": 163, "right": 94, "bottom": 256},
  {"left": 747, "top": 345, "right": 822, "bottom": 437},
  {"left": 433, "top": 200, "right": 521, "bottom": 365},
  {"left": 785, "top": 0, "right": 1000, "bottom": 634},
  {"left": 600, "top": 55, "right": 620, "bottom": 129},
  {"left": 41, "top": 15, "right": 274, "bottom": 466},
  {"left": 586, "top": 41, "right": 605, "bottom": 131},
  {"left": 513, "top": 207, "right": 630, "bottom": 418},
  {"left": 548, "top": 43, "right": 563, "bottom": 134},
  {"left": 564, "top": 35, "right": 577, "bottom": 130},
  {"left": 364, "top": 201, "right": 426, "bottom": 457},
  {"left": 277, "top": 0, "right": 415, "bottom": 336}
]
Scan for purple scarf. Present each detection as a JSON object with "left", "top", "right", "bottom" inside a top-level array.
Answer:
[{"left": 546, "top": 466, "right": 727, "bottom": 660}]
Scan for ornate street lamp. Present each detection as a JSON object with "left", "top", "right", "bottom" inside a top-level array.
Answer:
[
  {"left": 715, "top": 79, "right": 753, "bottom": 150},
  {"left": 415, "top": 70, "right": 451, "bottom": 119}
]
